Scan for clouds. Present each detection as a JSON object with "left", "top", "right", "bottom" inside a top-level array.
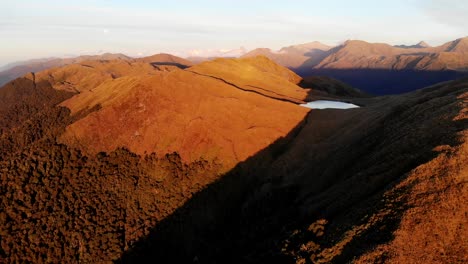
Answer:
[{"left": 180, "top": 47, "right": 247, "bottom": 58}]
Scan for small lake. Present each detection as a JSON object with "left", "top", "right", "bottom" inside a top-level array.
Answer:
[{"left": 300, "top": 100, "right": 360, "bottom": 109}]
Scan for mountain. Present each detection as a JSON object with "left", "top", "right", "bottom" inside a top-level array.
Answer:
[
  {"left": 187, "top": 56, "right": 306, "bottom": 101},
  {"left": 242, "top": 41, "right": 331, "bottom": 68},
  {"left": 295, "top": 38, "right": 468, "bottom": 94},
  {"left": 0, "top": 53, "right": 132, "bottom": 87},
  {"left": 0, "top": 53, "right": 197, "bottom": 87},
  {"left": 239, "top": 37, "right": 468, "bottom": 95},
  {"left": 244, "top": 37, "right": 468, "bottom": 72},
  {"left": 1, "top": 50, "right": 467, "bottom": 263},
  {"left": 3, "top": 37, "right": 467, "bottom": 95},
  {"left": 315, "top": 38, "right": 468, "bottom": 71},
  {"left": 395, "top": 40, "right": 431, "bottom": 49},
  {"left": 242, "top": 38, "right": 468, "bottom": 72},
  {"left": 58, "top": 56, "right": 309, "bottom": 170}
]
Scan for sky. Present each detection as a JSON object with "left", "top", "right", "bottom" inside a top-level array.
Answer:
[{"left": 0, "top": 0, "right": 467, "bottom": 67}]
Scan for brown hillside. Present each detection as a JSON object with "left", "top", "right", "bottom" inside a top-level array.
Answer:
[
  {"left": 438, "top": 37, "right": 468, "bottom": 53},
  {"left": 188, "top": 56, "right": 308, "bottom": 103},
  {"left": 34, "top": 60, "right": 157, "bottom": 93},
  {"left": 59, "top": 62, "right": 309, "bottom": 169}
]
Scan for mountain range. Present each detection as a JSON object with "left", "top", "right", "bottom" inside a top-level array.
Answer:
[
  {"left": 2, "top": 37, "right": 468, "bottom": 95},
  {"left": 242, "top": 37, "right": 468, "bottom": 71},
  {"left": 0, "top": 41, "right": 467, "bottom": 263},
  {"left": 241, "top": 37, "right": 468, "bottom": 94}
]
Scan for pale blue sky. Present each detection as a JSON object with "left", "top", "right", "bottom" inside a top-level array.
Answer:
[{"left": 0, "top": 0, "right": 467, "bottom": 66}]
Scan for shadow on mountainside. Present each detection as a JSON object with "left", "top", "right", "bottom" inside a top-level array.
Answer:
[
  {"left": 150, "top": 62, "right": 190, "bottom": 69},
  {"left": 117, "top": 79, "right": 468, "bottom": 263},
  {"left": 116, "top": 108, "right": 312, "bottom": 263},
  {"left": 293, "top": 68, "right": 468, "bottom": 95}
]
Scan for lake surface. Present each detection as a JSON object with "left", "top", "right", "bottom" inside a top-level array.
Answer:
[{"left": 300, "top": 100, "right": 360, "bottom": 109}]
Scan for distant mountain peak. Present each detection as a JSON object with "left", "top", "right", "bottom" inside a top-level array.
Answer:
[
  {"left": 416, "top": 41, "right": 430, "bottom": 48},
  {"left": 394, "top": 41, "right": 430, "bottom": 49}
]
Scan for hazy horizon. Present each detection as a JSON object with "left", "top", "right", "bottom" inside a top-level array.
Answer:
[{"left": 1, "top": 0, "right": 467, "bottom": 67}]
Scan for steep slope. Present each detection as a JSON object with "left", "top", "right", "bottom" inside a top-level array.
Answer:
[
  {"left": 117, "top": 77, "right": 467, "bottom": 263},
  {"left": 438, "top": 37, "right": 468, "bottom": 53},
  {"left": 261, "top": 78, "right": 468, "bottom": 263},
  {"left": 0, "top": 74, "right": 76, "bottom": 159}
]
